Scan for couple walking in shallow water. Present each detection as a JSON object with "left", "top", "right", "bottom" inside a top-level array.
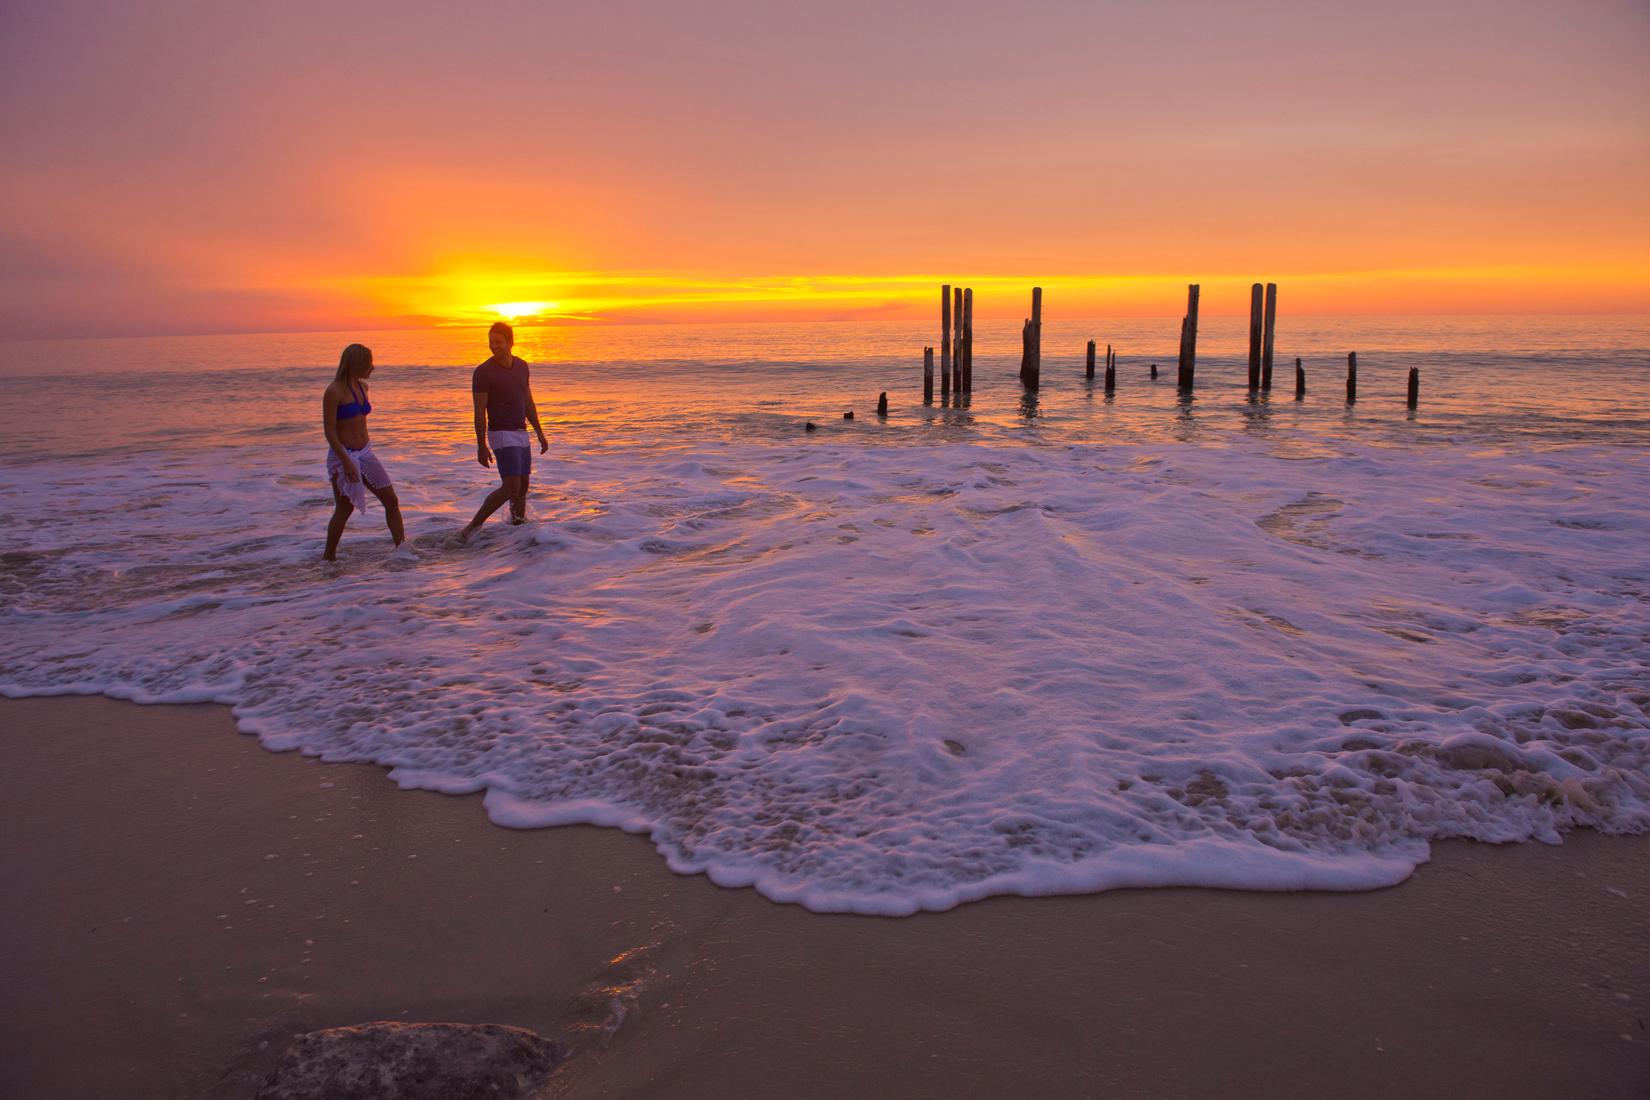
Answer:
[{"left": 320, "top": 321, "right": 549, "bottom": 560}]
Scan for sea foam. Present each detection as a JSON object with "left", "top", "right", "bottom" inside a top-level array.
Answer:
[{"left": 3, "top": 426, "right": 1647, "bottom": 914}]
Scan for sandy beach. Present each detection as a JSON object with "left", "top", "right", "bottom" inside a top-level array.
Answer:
[{"left": 1, "top": 695, "right": 1645, "bottom": 1098}]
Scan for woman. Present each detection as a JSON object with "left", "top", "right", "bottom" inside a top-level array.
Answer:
[{"left": 322, "top": 343, "right": 405, "bottom": 560}]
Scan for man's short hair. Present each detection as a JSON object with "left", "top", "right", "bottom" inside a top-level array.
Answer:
[{"left": 488, "top": 321, "right": 514, "bottom": 342}]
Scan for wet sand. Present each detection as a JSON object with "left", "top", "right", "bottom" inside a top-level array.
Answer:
[{"left": 2, "top": 695, "right": 1646, "bottom": 1098}]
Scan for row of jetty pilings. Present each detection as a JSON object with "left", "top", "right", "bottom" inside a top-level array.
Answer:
[{"left": 919, "top": 285, "right": 1418, "bottom": 409}]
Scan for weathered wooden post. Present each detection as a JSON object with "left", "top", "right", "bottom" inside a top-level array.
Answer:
[
  {"left": 1248, "top": 283, "right": 1264, "bottom": 391},
  {"left": 1262, "top": 283, "right": 1277, "bottom": 391},
  {"left": 953, "top": 287, "right": 964, "bottom": 393},
  {"left": 1021, "top": 287, "right": 1042, "bottom": 390},
  {"left": 1346, "top": 352, "right": 1358, "bottom": 403},
  {"left": 1407, "top": 367, "right": 1419, "bottom": 409},
  {"left": 1104, "top": 344, "right": 1116, "bottom": 392},
  {"left": 962, "top": 288, "right": 974, "bottom": 392},
  {"left": 1176, "top": 317, "right": 1188, "bottom": 387},
  {"left": 877, "top": 391, "right": 888, "bottom": 417},
  {"left": 1178, "top": 284, "right": 1200, "bottom": 391},
  {"left": 1294, "top": 357, "right": 1305, "bottom": 399},
  {"left": 1086, "top": 339, "right": 1096, "bottom": 380},
  {"left": 923, "top": 347, "right": 934, "bottom": 404},
  {"left": 1151, "top": 363, "right": 1158, "bottom": 379},
  {"left": 940, "top": 286, "right": 951, "bottom": 393}
]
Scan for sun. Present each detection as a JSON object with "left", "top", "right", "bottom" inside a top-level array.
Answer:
[{"left": 486, "top": 300, "right": 559, "bottom": 321}]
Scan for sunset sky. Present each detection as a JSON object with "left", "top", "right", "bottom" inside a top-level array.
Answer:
[{"left": 2, "top": 0, "right": 1647, "bottom": 338}]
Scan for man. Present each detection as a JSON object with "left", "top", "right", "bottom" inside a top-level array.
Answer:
[{"left": 459, "top": 321, "right": 549, "bottom": 542}]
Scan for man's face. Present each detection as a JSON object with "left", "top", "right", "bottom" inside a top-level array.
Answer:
[{"left": 489, "top": 331, "right": 513, "bottom": 360}]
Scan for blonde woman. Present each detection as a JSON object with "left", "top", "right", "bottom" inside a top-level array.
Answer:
[{"left": 322, "top": 343, "right": 405, "bottom": 560}]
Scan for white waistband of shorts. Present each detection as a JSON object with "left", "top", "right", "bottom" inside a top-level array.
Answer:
[{"left": 488, "top": 430, "right": 531, "bottom": 449}]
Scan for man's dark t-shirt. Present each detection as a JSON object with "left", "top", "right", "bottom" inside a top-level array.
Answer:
[{"left": 472, "top": 356, "right": 530, "bottom": 431}]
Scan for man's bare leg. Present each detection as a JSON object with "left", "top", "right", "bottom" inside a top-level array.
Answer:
[{"left": 460, "top": 476, "right": 525, "bottom": 542}]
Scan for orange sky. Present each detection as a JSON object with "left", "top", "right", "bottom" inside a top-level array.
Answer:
[{"left": 2, "top": 1, "right": 1647, "bottom": 338}]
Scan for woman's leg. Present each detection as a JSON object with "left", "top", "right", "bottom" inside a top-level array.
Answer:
[
  {"left": 324, "top": 486, "right": 354, "bottom": 560},
  {"left": 367, "top": 484, "right": 405, "bottom": 545}
]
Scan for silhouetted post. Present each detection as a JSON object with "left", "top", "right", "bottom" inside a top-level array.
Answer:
[
  {"left": 962, "top": 288, "right": 974, "bottom": 392},
  {"left": 1179, "top": 284, "right": 1200, "bottom": 390},
  {"left": 1407, "top": 367, "right": 1419, "bottom": 409},
  {"left": 1176, "top": 318, "right": 1188, "bottom": 387},
  {"left": 1262, "top": 283, "right": 1278, "bottom": 391},
  {"left": 1294, "top": 357, "right": 1305, "bottom": 399},
  {"left": 953, "top": 287, "right": 964, "bottom": 393},
  {"left": 877, "top": 391, "right": 888, "bottom": 417},
  {"left": 1248, "top": 283, "right": 1263, "bottom": 391},
  {"left": 1086, "top": 340, "right": 1096, "bottom": 380},
  {"left": 1346, "top": 352, "right": 1358, "bottom": 403},
  {"left": 1151, "top": 363, "right": 1158, "bottom": 380},
  {"left": 923, "top": 347, "right": 934, "bottom": 404},
  {"left": 1104, "top": 344, "right": 1116, "bottom": 392},
  {"left": 940, "top": 286, "right": 951, "bottom": 392},
  {"left": 1022, "top": 287, "right": 1042, "bottom": 390}
]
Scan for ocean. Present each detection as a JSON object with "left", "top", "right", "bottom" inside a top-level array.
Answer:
[{"left": 2, "top": 314, "right": 1647, "bottom": 914}]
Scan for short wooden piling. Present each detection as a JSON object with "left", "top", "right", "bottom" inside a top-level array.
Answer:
[
  {"left": 940, "top": 286, "right": 951, "bottom": 392},
  {"left": 1407, "top": 367, "right": 1419, "bottom": 409},
  {"left": 1294, "top": 357, "right": 1305, "bottom": 399},
  {"left": 923, "top": 347, "right": 934, "bottom": 404},
  {"left": 1248, "top": 283, "right": 1263, "bottom": 391},
  {"left": 962, "top": 288, "right": 974, "bottom": 392},
  {"left": 1346, "top": 352, "right": 1358, "bottom": 403},
  {"left": 1261, "top": 283, "right": 1277, "bottom": 391},
  {"left": 953, "top": 287, "right": 964, "bottom": 393},
  {"left": 877, "top": 391, "right": 888, "bottom": 417},
  {"left": 1104, "top": 344, "right": 1115, "bottom": 392},
  {"left": 1151, "top": 363, "right": 1158, "bottom": 379},
  {"left": 1086, "top": 340, "right": 1096, "bottom": 380}
]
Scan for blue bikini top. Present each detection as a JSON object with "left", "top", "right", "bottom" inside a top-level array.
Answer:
[{"left": 336, "top": 382, "right": 371, "bottom": 421}]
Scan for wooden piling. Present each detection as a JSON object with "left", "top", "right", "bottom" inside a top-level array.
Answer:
[
  {"left": 1248, "top": 283, "right": 1263, "bottom": 391},
  {"left": 1346, "top": 352, "right": 1357, "bottom": 403},
  {"left": 1261, "top": 283, "right": 1277, "bottom": 391},
  {"left": 1151, "top": 363, "right": 1158, "bottom": 380},
  {"left": 1176, "top": 317, "right": 1188, "bottom": 388},
  {"left": 1104, "top": 344, "right": 1115, "bottom": 392},
  {"left": 1407, "top": 367, "right": 1419, "bottom": 409},
  {"left": 1022, "top": 287, "right": 1042, "bottom": 390},
  {"left": 940, "top": 286, "right": 951, "bottom": 392},
  {"left": 1178, "top": 284, "right": 1200, "bottom": 390},
  {"left": 877, "top": 391, "right": 888, "bottom": 417},
  {"left": 923, "top": 347, "right": 934, "bottom": 404},
  {"left": 1086, "top": 340, "right": 1096, "bottom": 380},
  {"left": 1294, "top": 357, "right": 1305, "bottom": 399},
  {"left": 953, "top": 287, "right": 964, "bottom": 393},
  {"left": 962, "top": 288, "right": 974, "bottom": 392}
]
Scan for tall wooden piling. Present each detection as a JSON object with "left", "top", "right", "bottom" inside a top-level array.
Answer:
[
  {"left": 962, "top": 288, "right": 974, "bottom": 392},
  {"left": 1086, "top": 340, "right": 1096, "bottom": 380},
  {"left": 940, "top": 286, "right": 951, "bottom": 392},
  {"left": 1407, "top": 367, "right": 1419, "bottom": 409},
  {"left": 1177, "top": 284, "right": 1200, "bottom": 390},
  {"left": 1262, "top": 283, "right": 1277, "bottom": 391},
  {"left": 923, "top": 347, "right": 934, "bottom": 404},
  {"left": 1248, "top": 283, "right": 1264, "bottom": 391},
  {"left": 1021, "top": 287, "right": 1042, "bottom": 390},
  {"left": 1294, "top": 357, "right": 1305, "bottom": 399},
  {"left": 953, "top": 287, "right": 964, "bottom": 393},
  {"left": 1346, "top": 352, "right": 1358, "bottom": 403},
  {"left": 1104, "top": 344, "right": 1116, "bottom": 392}
]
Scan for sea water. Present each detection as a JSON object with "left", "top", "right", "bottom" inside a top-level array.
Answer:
[{"left": 2, "top": 315, "right": 1647, "bottom": 914}]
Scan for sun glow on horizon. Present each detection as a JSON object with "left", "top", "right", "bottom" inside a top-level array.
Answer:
[{"left": 486, "top": 300, "right": 560, "bottom": 321}]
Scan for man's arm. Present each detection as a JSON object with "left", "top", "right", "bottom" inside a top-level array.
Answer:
[
  {"left": 525, "top": 388, "right": 548, "bottom": 453},
  {"left": 472, "top": 390, "right": 492, "bottom": 467}
]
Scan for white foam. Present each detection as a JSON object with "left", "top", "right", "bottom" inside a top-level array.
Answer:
[{"left": 3, "top": 425, "right": 1648, "bottom": 914}]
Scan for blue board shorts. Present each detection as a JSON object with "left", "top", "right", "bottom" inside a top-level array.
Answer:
[{"left": 487, "top": 430, "right": 533, "bottom": 478}]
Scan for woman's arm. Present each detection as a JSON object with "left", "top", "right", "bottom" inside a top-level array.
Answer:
[{"left": 322, "top": 386, "right": 359, "bottom": 479}]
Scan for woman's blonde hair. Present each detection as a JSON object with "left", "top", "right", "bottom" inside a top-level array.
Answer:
[{"left": 334, "top": 343, "right": 373, "bottom": 384}]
